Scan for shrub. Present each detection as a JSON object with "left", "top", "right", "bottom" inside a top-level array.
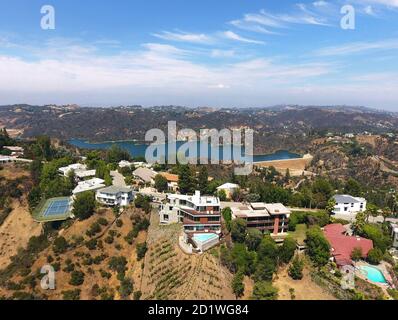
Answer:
[
  {"left": 288, "top": 256, "right": 304, "bottom": 280},
  {"left": 136, "top": 243, "right": 148, "bottom": 261},
  {"left": 53, "top": 237, "right": 69, "bottom": 254},
  {"left": 62, "top": 289, "right": 81, "bottom": 300},
  {"left": 251, "top": 281, "right": 278, "bottom": 300},
  {"left": 367, "top": 248, "right": 383, "bottom": 265},
  {"left": 69, "top": 271, "right": 85, "bottom": 286}
]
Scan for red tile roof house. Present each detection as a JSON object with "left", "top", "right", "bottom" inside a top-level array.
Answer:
[{"left": 323, "top": 224, "right": 374, "bottom": 267}]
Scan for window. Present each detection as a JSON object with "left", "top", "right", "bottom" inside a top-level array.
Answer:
[{"left": 163, "top": 214, "right": 169, "bottom": 221}]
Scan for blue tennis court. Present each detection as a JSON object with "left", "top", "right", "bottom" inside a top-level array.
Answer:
[
  {"left": 43, "top": 199, "right": 71, "bottom": 217},
  {"left": 33, "top": 197, "right": 73, "bottom": 222}
]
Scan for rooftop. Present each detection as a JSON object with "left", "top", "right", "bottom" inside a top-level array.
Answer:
[
  {"left": 133, "top": 167, "right": 157, "bottom": 183},
  {"left": 168, "top": 191, "right": 220, "bottom": 206},
  {"left": 159, "top": 172, "right": 179, "bottom": 183},
  {"left": 217, "top": 183, "right": 240, "bottom": 190},
  {"left": 231, "top": 202, "right": 291, "bottom": 218},
  {"left": 333, "top": 194, "right": 366, "bottom": 204},
  {"left": 324, "top": 224, "right": 374, "bottom": 267},
  {"left": 97, "top": 185, "right": 133, "bottom": 195}
]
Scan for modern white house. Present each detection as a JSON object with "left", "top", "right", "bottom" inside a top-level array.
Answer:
[
  {"left": 72, "top": 178, "right": 106, "bottom": 196},
  {"left": 58, "top": 163, "right": 96, "bottom": 180},
  {"left": 96, "top": 186, "right": 134, "bottom": 207},
  {"left": 216, "top": 183, "right": 240, "bottom": 199},
  {"left": 160, "top": 191, "right": 221, "bottom": 233},
  {"left": 160, "top": 191, "right": 221, "bottom": 253},
  {"left": 332, "top": 194, "right": 367, "bottom": 216}
]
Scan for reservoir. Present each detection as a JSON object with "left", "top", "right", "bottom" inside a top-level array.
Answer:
[{"left": 69, "top": 139, "right": 302, "bottom": 163}]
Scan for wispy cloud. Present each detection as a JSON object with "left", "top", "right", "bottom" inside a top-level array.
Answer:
[
  {"left": 221, "top": 31, "right": 265, "bottom": 44},
  {"left": 315, "top": 39, "right": 398, "bottom": 56},
  {"left": 152, "top": 30, "right": 212, "bottom": 44},
  {"left": 230, "top": 5, "right": 331, "bottom": 35}
]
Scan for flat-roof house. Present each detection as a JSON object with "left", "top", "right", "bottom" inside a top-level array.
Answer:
[
  {"left": 324, "top": 224, "right": 373, "bottom": 267},
  {"left": 72, "top": 178, "right": 105, "bottom": 196},
  {"left": 133, "top": 167, "right": 157, "bottom": 185},
  {"left": 216, "top": 183, "right": 240, "bottom": 199},
  {"left": 58, "top": 163, "right": 96, "bottom": 180},
  {"left": 333, "top": 195, "right": 367, "bottom": 216},
  {"left": 96, "top": 186, "right": 134, "bottom": 207},
  {"left": 231, "top": 202, "right": 291, "bottom": 236},
  {"left": 160, "top": 191, "right": 221, "bottom": 234},
  {"left": 4, "top": 146, "right": 24, "bottom": 156}
]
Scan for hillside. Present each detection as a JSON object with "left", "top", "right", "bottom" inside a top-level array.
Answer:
[{"left": 1, "top": 105, "right": 397, "bottom": 154}]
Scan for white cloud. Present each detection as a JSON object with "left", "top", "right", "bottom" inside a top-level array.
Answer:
[
  {"left": 221, "top": 31, "right": 265, "bottom": 44},
  {"left": 364, "top": 5, "right": 376, "bottom": 15},
  {"left": 230, "top": 6, "right": 330, "bottom": 35},
  {"left": 315, "top": 39, "right": 398, "bottom": 56},
  {"left": 152, "top": 31, "right": 212, "bottom": 44},
  {"left": 313, "top": 1, "right": 329, "bottom": 7},
  {"left": 364, "top": 0, "right": 398, "bottom": 7}
]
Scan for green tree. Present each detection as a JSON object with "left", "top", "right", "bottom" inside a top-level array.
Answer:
[
  {"left": 105, "top": 145, "right": 131, "bottom": 164},
  {"left": 136, "top": 242, "right": 148, "bottom": 261},
  {"left": 119, "top": 278, "right": 134, "bottom": 299},
  {"left": 257, "top": 236, "right": 278, "bottom": 261},
  {"left": 222, "top": 207, "right": 232, "bottom": 232},
  {"left": 306, "top": 226, "right": 330, "bottom": 267},
  {"left": 245, "top": 228, "right": 263, "bottom": 251},
  {"left": 53, "top": 237, "right": 69, "bottom": 254},
  {"left": 251, "top": 281, "right": 278, "bottom": 300},
  {"left": 326, "top": 198, "right": 336, "bottom": 215},
  {"left": 230, "top": 218, "right": 247, "bottom": 243},
  {"left": 197, "top": 166, "right": 209, "bottom": 194},
  {"left": 217, "top": 189, "right": 227, "bottom": 201},
  {"left": 73, "top": 191, "right": 96, "bottom": 220},
  {"left": 367, "top": 248, "right": 383, "bottom": 265},
  {"left": 351, "top": 247, "right": 363, "bottom": 262},
  {"left": 69, "top": 271, "right": 85, "bottom": 286},
  {"left": 278, "top": 237, "right": 297, "bottom": 264},
  {"left": 253, "top": 257, "right": 276, "bottom": 282},
  {"left": 154, "top": 174, "right": 168, "bottom": 193},
  {"left": 178, "top": 165, "right": 196, "bottom": 194},
  {"left": 288, "top": 256, "right": 304, "bottom": 280},
  {"left": 231, "top": 271, "right": 245, "bottom": 299}
]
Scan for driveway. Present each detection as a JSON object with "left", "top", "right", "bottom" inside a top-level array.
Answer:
[{"left": 111, "top": 170, "right": 126, "bottom": 187}]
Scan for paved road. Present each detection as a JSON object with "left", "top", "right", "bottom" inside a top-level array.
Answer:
[{"left": 110, "top": 171, "right": 127, "bottom": 187}]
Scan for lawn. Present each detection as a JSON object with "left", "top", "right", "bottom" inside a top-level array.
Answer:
[{"left": 290, "top": 224, "right": 307, "bottom": 247}]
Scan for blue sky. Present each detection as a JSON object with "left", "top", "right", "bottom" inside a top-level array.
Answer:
[{"left": 0, "top": 0, "right": 398, "bottom": 110}]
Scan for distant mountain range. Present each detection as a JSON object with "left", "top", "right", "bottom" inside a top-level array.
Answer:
[{"left": 0, "top": 104, "right": 397, "bottom": 145}]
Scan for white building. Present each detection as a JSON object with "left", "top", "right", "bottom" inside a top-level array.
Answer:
[
  {"left": 59, "top": 163, "right": 96, "bottom": 180},
  {"left": 216, "top": 183, "right": 240, "bottom": 199},
  {"left": 160, "top": 191, "right": 221, "bottom": 234},
  {"left": 72, "top": 178, "right": 105, "bottom": 196},
  {"left": 333, "top": 195, "right": 367, "bottom": 216},
  {"left": 96, "top": 186, "right": 134, "bottom": 207}
]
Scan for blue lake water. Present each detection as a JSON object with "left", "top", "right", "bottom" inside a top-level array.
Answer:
[{"left": 69, "top": 139, "right": 302, "bottom": 163}]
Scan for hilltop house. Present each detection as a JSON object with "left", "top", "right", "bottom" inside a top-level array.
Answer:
[
  {"left": 160, "top": 191, "right": 221, "bottom": 234},
  {"left": 96, "top": 186, "right": 134, "bottom": 207},
  {"left": 72, "top": 178, "right": 105, "bottom": 196},
  {"left": 160, "top": 191, "right": 221, "bottom": 253},
  {"left": 230, "top": 202, "right": 291, "bottom": 236},
  {"left": 324, "top": 224, "right": 373, "bottom": 267},
  {"left": 333, "top": 195, "right": 367, "bottom": 216},
  {"left": 58, "top": 163, "right": 96, "bottom": 180},
  {"left": 216, "top": 183, "right": 240, "bottom": 199}
]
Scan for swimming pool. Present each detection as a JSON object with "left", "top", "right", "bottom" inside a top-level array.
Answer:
[
  {"left": 359, "top": 266, "right": 387, "bottom": 284},
  {"left": 193, "top": 233, "right": 219, "bottom": 243}
]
